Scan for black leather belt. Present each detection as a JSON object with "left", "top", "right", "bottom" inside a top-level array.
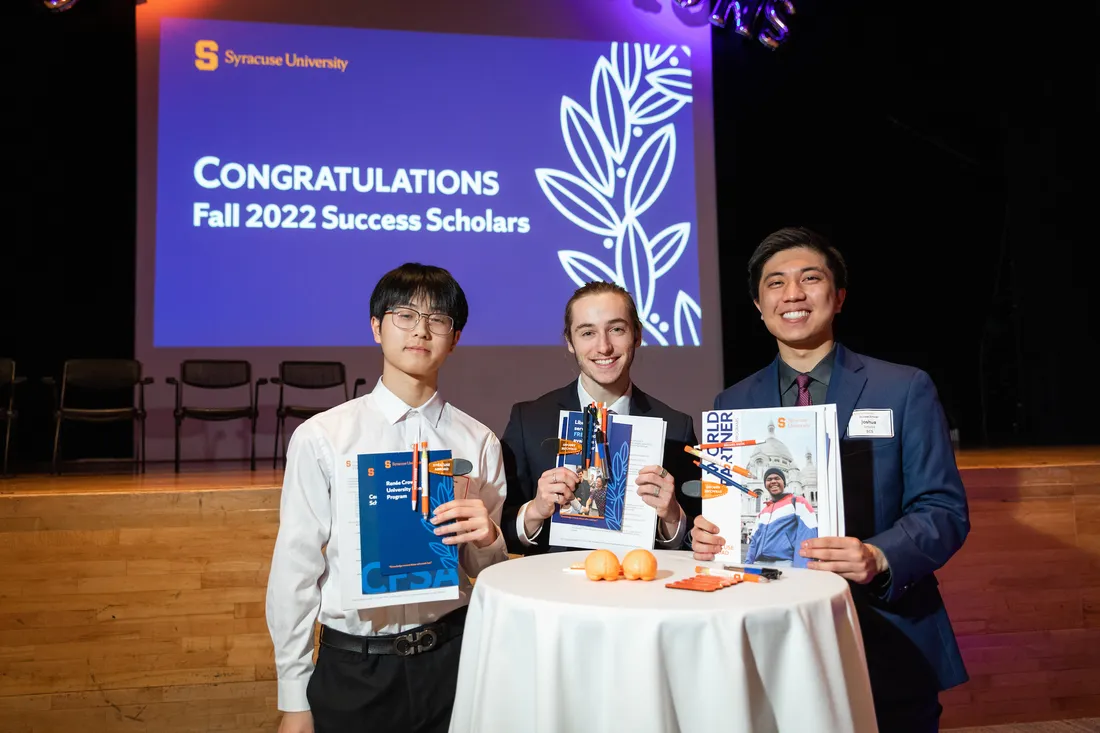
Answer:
[{"left": 319, "top": 607, "right": 466, "bottom": 657}]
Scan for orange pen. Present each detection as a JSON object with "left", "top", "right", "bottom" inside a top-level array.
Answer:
[
  {"left": 411, "top": 443, "right": 419, "bottom": 510},
  {"left": 697, "top": 439, "right": 761, "bottom": 450},
  {"left": 420, "top": 442, "right": 429, "bottom": 520},
  {"left": 684, "top": 445, "right": 755, "bottom": 479}
]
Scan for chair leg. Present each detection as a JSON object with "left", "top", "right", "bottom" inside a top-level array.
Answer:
[
  {"left": 52, "top": 417, "right": 63, "bottom": 475},
  {"left": 272, "top": 416, "right": 281, "bottom": 470},
  {"left": 2, "top": 418, "right": 11, "bottom": 477},
  {"left": 249, "top": 416, "right": 257, "bottom": 471},
  {"left": 174, "top": 417, "right": 182, "bottom": 473},
  {"left": 281, "top": 419, "right": 290, "bottom": 470},
  {"left": 140, "top": 416, "right": 147, "bottom": 474}
]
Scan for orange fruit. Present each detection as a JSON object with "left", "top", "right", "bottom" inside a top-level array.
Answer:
[
  {"left": 622, "top": 549, "right": 658, "bottom": 581},
  {"left": 584, "top": 549, "right": 622, "bottom": 581}
]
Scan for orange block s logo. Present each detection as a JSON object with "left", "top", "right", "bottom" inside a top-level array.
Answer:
[
  {"left": 384, "top": 460, "right": 391, "bottom": 469},
  {"left": 777, "top": 417, "right": 786, "bottom": 428},
  {"left": 194, "top": 40, "right": 218, "bottom": 70},
  {"left": 367, "top": 467, "right": 375, "bottom": 477}
]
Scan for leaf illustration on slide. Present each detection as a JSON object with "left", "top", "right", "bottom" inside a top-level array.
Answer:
[
  {"left": 561, "top": 97, "right": 615, "bottom": 197},
  {"left": 539, "top": 43, "right": 703, "bottom": 348},
  {"left": 536, "top": 168, "right": 622, "bottom": 236},
  {"left": 610, "top": 42, "right": 642, "bottom": 101},
  {"left": 645, "top": 68, "right": 692, "bottom": 102},
  {"left": 558, "top": 250, "right": 622, "bottom": 288},
  {"left": 605, "top": 440, "right": 630, "bottom": 532},
  {"left": 674, "top": 290, "right": 703, "bottom": 346},
  {"left": 624, "top": 124, "right": 676, "bottom": 218},
  {"left": 649, "top": 222, "right": 691, "bottom": 279},
  {"left": 643, "top": 44, "right": 676, "bottom": 70},
  {"left": 590, "top": 57, "right": 631, "bottom": 164},
  {"left": 642, "top": 318, "right": 669, "bottom": 346},
  {"left": 629, "top": 87, "right": 688, "bottom": 126},
  {"left": 615, "top": 219, "right": 656, "bottom": 318}
]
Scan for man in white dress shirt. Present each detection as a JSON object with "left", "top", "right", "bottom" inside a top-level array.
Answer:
[{"left": 267, "top": 263, "right": 508, "bottom": 733}]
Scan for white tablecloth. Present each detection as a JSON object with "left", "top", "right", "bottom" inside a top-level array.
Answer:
[{"left": 450, "top": 550, "right": 878, "bottom": 733}]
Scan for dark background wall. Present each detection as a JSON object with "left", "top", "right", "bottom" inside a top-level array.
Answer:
[
  {"left": 7, "top": 0, "right": 1096, "bottom": 469},
  {"left": 711, "top": 0, "right": 1096, "bottom": 447}
]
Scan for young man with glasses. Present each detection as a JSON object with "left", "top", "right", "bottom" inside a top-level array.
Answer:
[
  {"left": 500, "top": 281, "right": 698, "bottom": 554},
  {"left": 266, "top": 263, "right": 508, "bottom": 733}
]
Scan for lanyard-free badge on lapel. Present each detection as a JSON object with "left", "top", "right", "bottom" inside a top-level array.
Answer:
[{"left": 847, "top": 409, "right": 894, "bottom": 438}]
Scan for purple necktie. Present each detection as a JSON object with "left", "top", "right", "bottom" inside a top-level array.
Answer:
[{"left": 796, "top": 374, "right": 813, "bottom": 406}]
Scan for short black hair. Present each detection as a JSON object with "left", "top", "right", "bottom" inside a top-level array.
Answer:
[
  {"left": 369, "top": 263, "right": 469, "bottom": 332},
  {"left": 747, "top": 227, "right": 848, "bottom": 301}
]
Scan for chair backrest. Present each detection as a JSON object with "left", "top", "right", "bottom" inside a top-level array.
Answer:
[
  {"left": 59, "top": 359, "right": 143, "bottom": 410},
  {"left": 278, "top": 361, "right": 346, "bottom": 391},
  {"left": 179, "top": 360, "right": 251, "bottom": 389},
  {"left": 63, "top": 359, "right": 142, "bottom": 391}
]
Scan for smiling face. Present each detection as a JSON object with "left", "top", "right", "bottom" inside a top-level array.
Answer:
[
  {"left": 371, "top": 296, "right": 459, "bottom": 381},
  {"left": 755, "top": 247, "right": 846, "bottom": 350},
  {"left": 764, "top": 471, "right": 786, "bottom": 498},
  {"left": 566, "top": 291, "right": 640, "bottom": 398}
]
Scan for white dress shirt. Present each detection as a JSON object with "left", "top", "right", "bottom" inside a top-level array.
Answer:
[
  {"left": 266, "top": 378, "right": 508, "bottom": 712},
  {"left": 515, "top": 379, "right": 687, "bottom": 547}
]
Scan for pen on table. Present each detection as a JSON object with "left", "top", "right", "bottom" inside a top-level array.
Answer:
[
  {"left": 693, "top": 460, "right": 761, "bottom": 499},
  {"left": 695, "top": 566, "right": 770, "bottom": 583},
  {"left": 684, "top": 445, "right": 756, "bottom": 480},
  {"left": 722, "top": 565, "right": 782, "bottom": 580}
]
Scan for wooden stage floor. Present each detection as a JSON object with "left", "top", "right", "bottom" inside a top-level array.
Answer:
[{"left": 0, "top": 447, "right": 1098, "bottom": 732}]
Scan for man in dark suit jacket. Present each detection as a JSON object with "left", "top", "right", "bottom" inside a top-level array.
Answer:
[
  {"left": 692, "top": 227, "right": 969, "bottom": 733},
  {"left": 501, "top": 282, "right": 699, "bottom": 554}
]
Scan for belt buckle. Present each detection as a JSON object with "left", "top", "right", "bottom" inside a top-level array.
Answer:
[{"left": 394, "top": 628, "right": 438, "bottom": 657}]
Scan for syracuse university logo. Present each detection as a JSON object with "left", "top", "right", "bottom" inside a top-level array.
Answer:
[{"left": 194, "top": 40, "right": 218, "bottom": 70}]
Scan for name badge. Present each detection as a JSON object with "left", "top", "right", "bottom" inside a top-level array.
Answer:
[{"left": 848, "top": 409, "right": 894, "bottom": 438}]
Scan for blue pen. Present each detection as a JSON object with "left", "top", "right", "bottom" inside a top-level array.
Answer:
[
  {"left": 695, "top": 460, "right": 760, "bottom": 498},
  {"left": 723, "top": 564, "right": 782, "bottom": 580}
]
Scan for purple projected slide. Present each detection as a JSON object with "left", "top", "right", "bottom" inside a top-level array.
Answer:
[{"left": 154, "top": 18, "right": 701, "bottom": 347}]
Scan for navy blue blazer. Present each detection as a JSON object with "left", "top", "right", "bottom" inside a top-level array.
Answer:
[{"left": 713, "top": 344, "right": 969, "bottom": 699}]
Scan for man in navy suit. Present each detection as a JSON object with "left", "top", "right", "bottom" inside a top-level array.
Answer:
[
  {"left": 500, "top": 281, "right": 698, "bottom": 555},
  {"left": 692, "top": 227, "right": 969, "bottom": 733}
]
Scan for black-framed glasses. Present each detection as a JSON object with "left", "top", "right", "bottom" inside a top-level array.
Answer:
[{"left": 386, "top": 307, "right": 455, "bottom": 335}]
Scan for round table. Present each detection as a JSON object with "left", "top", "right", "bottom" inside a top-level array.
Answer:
[{"left": 449, "top": 549, "right": 878, "bottom": 733}]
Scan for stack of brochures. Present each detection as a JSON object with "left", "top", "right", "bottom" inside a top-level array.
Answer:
[{"left": 699, "top": 405, "right": 844, "bottom": 568}]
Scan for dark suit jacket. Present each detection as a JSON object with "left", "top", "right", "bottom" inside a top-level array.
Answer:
[
  {"left": 500, "top": 381, "right": 699, "bottom": 555},
  {"left": 713, "top": 344, "right": 969, "bottom": 700}
]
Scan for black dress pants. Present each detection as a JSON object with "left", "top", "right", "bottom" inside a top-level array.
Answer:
[{"left": 306, "top": 631, "right": 462, "bottom": 733}]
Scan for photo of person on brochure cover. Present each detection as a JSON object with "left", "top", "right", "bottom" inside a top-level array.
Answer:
[{"left": 562, "top": 466, "right": 588, "bottom": 516}]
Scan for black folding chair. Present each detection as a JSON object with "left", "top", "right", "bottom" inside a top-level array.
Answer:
[
  {"left": 271, "top": 361, "right": 349, "bottom": 467},
  {"left": 0, "top": 358, "right": 26, "bottom": 476},
  {"left": 167, "top": 360, "right": 266, "bottom": 472},
  {"left": 353, "top": 378, "right": 368, "bottom": 398},
  {"left": 46, "top": 359, "right": 153, "bottom": 474}
]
